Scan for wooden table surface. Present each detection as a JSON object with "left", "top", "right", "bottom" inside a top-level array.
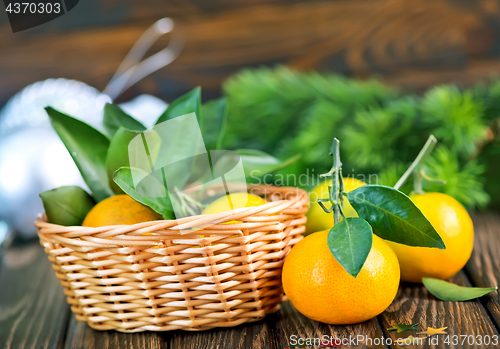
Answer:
[{"left": 0, "top": 213, "right": 499, "bottom": 349}]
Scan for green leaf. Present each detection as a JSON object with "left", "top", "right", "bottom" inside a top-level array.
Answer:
[
  {"left": 387, "top": 323, "right": 419, "bottom": 333},
  {"left": 423, "top": 278, "right": 498, "bottom": 301},
  {"left": 202, "top": 149, "right": 300, "bottom": 185},
  {"left": 103, "top": 103, "right": 146, "bottom": 138},
  {"left": 153, "top": 114, "right": 207, "bottom": 190},
  {"left": 106, "top": 127, "right": 161, "bottom": 194},
  {"left": 40, "top": 186, "right": 95, "bottom": 226},
  {"left": 106, "top": 128, "right": 162, "bottom": 194},
  {"left": 185, "top": 98, "right": 227, "bottom": 182},
  {"left": 106, "top": 127, "right": 141, "bottom": 194},
  {"left": 155, "top": 87, "right": 201, "bottom": 125},
  {"left": 45, "top": 107, "right": 113, "bottom": 202},
  {"left": 347, "top": 185, "right": 446, "bottom": 249},
  {"left": 236, "top": 149, "right": 301, "bottom": 178},
  {"left": 113, "top": 167, "right": 175, "bottom": 220},
  {"left": 153, "top": 88, "right": 203, "bottom": 190},
  {"left": 200, "top": 98, "right": 227, "bottom": 150},
  {"left": 327, "top": 217, "right": 373, "bottom": 278}
]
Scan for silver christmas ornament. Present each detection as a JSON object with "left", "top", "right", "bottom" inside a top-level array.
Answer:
[{"left": 0, "top": 18, "right": 181, "bottom": 240}]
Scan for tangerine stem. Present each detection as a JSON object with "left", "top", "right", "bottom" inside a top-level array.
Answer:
[
  {"left": 394, "top": 135, "right": 437, "bottom": 191},
  {"left": 318, "top": 138, "right": 344, "bottom": 226},
  {"left": 413, "top": 172, "right": 424, "bottom": 195}
]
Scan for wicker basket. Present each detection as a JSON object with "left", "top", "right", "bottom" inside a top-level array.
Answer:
[{"left": 35, "top": 185, "right": 308, "bottom": 332}]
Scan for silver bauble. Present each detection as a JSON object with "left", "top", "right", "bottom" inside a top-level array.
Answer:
[{"left": 0, "top": 79, "right": 110, "bottom": 238}]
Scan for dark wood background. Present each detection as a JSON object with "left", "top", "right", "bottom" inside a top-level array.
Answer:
[{"left": 2, "top": 0, "right": 500, "bottom": 107}]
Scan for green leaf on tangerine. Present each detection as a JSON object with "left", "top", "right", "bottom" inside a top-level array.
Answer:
[
  {"left": 347, "top": 185, "right": 445, "bottom": 249},
  {"left": 327, "top": 217, "right": 373, "bottom": 278}
]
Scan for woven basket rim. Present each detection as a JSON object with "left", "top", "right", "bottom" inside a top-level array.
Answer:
[{"left": 35, "top": 185, "right": 308, "bottom": 239}]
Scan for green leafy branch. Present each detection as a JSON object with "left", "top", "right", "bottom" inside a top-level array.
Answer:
[
  {"left": 223, "top": 66, "right": 500, "bottom": 208},
  {"left": 41, "top": 87, "right": 299, "bottom": 226}
]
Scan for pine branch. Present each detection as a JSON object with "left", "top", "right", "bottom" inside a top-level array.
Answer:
[{"left": 223, "top": 66, "right": 496, "bottom": 208}]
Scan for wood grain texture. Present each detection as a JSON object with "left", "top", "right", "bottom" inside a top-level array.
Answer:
[
  {"left": 273, "top": 301, "right": 388, "bottom": 349},
  {"left": 168, "top": 315, "right": 278, "bottom": 349},
  {"left": 64, "top": 316, "right": 167, "bottom": 349},
  {"left": 0, "top": 243, "right": 70, "bottom": 349},
  {"left": 2, "top": 214, "right": 500, "bottom": 348},
  {"left": 379, "top": 272, "right": 500, "bottom": 349},
  {"left": 62, "top": 300, "right": 386, "bottom": 349},
  {"left": 64, "top": 301, "right": 281, "bottom": 349},
  {"left": 2, "top": 0, "right": 500, "bottom": 104},
  {"left": 465, "top": 213, "right": 500, "bottom": 328}
]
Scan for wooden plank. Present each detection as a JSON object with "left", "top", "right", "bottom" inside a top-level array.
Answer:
[
  {"left": 272, "top": 301, "right": 388, "bottom": 349},
  {"left": 379, "top": 272, "right": 500, "bottom": 349},
  {"left": 63, "top": 299, "right": 386, "bottom": 349},
  {"left": 465, "top": 213, "right": 500, "bottom": 328},
  {"left": 0, "top": 243, "right": 70, "bottom": 349},
  {"left": 5, "top": 214, "right": 498, "bottom": 349},
  {"left": 64, "top": 316, "right": 167, "bottom": 349},
  {"left": 169, "top": 317, "right": 278, "bottom": 349},
  {"left": 64, "top": 306, "right": 279, "bottom": 349}
]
